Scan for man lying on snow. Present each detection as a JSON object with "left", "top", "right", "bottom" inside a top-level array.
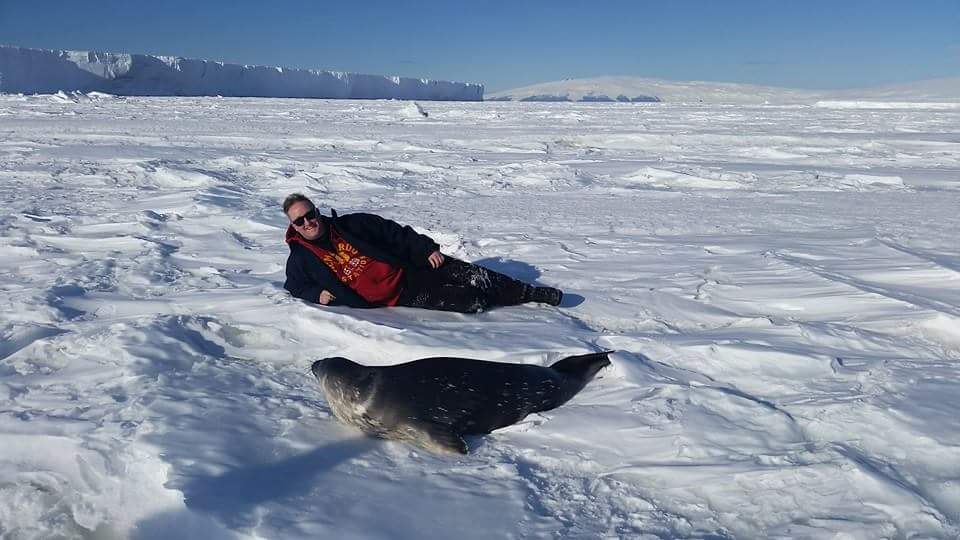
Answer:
[{"left": 282, "top": 193, "right": 563, "bottom": 313}]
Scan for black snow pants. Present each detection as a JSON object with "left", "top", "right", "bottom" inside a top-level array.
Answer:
[{"left": 396, "top": 258, "right": 530, "bottom": 313}]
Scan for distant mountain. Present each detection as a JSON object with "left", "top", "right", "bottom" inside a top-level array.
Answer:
[
  {"left": 834, "top": 77, "right": 960, "bottom": 102},
  {"left": 488, "top": 75, "right": 960, "bottom": 104}
]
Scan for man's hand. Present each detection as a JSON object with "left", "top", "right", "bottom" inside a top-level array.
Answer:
[
  {"left": 318, "top": 290, "right": 336, "bottom": 305},
  {"left": 427, "top": 251, "right": 445, "bottom": 269}
]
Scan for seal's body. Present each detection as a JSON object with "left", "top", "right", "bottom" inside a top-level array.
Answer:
[{"left": 311, "top": 352, "right": 611, "bottom": 454}]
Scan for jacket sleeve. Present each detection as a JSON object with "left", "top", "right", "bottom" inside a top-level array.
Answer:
[
  {"left": 343, "top": 213, "right": 440, "bottom": 268},
  {"left": 284, "top": 249, "right": 374, "bottom": 308}
]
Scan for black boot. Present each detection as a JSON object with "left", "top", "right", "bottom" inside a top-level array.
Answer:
[{"left": 528, "top": 286, "right": 563, "bottom": 306}]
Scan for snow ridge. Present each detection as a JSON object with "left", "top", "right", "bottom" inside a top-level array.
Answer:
[{"left": 0, "top": 46, "right": 483, "bottom": 101}]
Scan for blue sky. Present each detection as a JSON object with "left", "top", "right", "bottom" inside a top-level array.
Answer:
[{"left": 2, "top": 0, "right": 958, "bottom": 92}]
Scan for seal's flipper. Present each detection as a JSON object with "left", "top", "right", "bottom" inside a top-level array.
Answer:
[
  {"left": 550, "top": 351, "right": 612, "bottom": 380},
  {"left": 405, "top": 421, "right": 468, "bottom": 455},
  {"left": 542, "top": 351, "right": 613, "bottom": 408}
]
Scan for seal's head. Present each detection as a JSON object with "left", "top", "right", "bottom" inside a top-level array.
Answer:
[
  {"left": 310, "top": 357, "right": 381, "bottom": 430},
  {"left": 310, "top": 358, "right": 328, "bottom": 380},
  {"left": 310, "top": 357, "right": 377, "bottom": 401},
  {"left": 310, "top": 357, "right": 355, "bottom": 383}
]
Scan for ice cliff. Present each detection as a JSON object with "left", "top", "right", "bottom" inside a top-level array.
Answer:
[{"left": 0, "top": 46, "right": 483, "bottom": 101}]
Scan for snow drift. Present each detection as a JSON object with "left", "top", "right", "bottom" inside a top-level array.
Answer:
[{"left": 0, "top": 46, "right": 483, "bottom": 101}]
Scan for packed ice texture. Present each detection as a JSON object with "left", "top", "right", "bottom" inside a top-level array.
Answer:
[
  {"left": 1, "top": 94, "right": 959, "bottom": 539},
  {"left": 0, "top": 46, "right": 483, "bottom": 101}
]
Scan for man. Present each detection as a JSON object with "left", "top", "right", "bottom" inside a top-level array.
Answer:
[{"left": 282, "top": 193, "right": 563, "bottom": 313}]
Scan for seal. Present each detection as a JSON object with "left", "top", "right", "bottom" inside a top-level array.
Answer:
[{"left": 310, "top": 351, "right": 612, "bottom": 454}]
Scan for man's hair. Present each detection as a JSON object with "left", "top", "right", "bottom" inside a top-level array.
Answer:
[{"left": 282, "top": 193, "right": 313, "bottom": 214}]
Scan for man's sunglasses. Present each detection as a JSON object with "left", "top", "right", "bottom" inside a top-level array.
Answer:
[{"left": 291, "top": 208, "right": 319, "bottom": 227}]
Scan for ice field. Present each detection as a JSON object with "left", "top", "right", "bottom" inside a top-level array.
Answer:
[{"left": 1, "top": 94, "right": 959, "bottom": 539}]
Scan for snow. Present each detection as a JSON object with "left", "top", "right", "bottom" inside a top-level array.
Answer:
[
  {"left": 1, "top": 94, "right": 959, "bottom": 539},
  {"left": 490, "top": 75, "right": 960, "bottom": 105},
  {"left": 815, "top": 101, "right": 960, "bottom": 110},
  {"left": 0, "top": 46, "right": 483, "bottom": 101}
]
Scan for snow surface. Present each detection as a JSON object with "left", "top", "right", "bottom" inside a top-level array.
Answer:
[
  {"left": 1, "top": 94, "right": 959, "bottom": 539},
  {"left": 0, "top": 46, "right": 483, "bottom": 101},
  {"left": 489, "top": 75, "right": 960, "bottom": 105}
]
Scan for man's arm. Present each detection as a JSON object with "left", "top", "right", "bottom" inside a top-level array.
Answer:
[
  {"left": 342, "top": 213, "right": 440, "bottom": 267},
  {"left": 284, "top": 251, "right": 374, "bottom": 308},
  {"left": 322, "top": 282, "right": 374, "bottom": 308}
]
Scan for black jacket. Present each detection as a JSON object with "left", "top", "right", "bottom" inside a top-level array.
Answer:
[{"left": 283, "top": 210, "right": 440, "bottom": 308}]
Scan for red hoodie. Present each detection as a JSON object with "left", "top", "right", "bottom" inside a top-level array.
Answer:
[{"left": 285, "top": 225, "right": 405, "bottom": 306}]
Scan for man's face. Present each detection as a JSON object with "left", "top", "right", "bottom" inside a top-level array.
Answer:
[{"left": 287, "top": 200, "right": 324, "bottom": 240}]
